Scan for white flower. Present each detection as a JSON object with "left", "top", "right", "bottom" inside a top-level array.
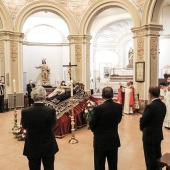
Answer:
[
  {"left": 85, "top": 109, "right": 88, "bottom": 113},
  {"left": 90, "top": 101, "right": 94, "bottom": 105},
  {"left": 21, "top": 134, "right": 25, "bottom": 138},
  {"left": 23, "top": 130, "right": 26, "bottom": 133}
]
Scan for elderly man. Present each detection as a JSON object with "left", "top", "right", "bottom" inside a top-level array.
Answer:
[{"left": 21, "top": 86, "right": 59, "bottom": 170}]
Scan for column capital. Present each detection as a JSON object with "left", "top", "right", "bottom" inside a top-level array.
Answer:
[
  {"left": 68, "top": 34, "right": 92, "bottom": 44},
  {"left": 0, "top": 31, "right": 24, "bottom": 42},
  {"left": 132, "top": 24, "right": 163, "bottom": 38}
]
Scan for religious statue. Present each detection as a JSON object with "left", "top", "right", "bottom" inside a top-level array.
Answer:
[
  {"left": 127, "top": 47, "right": 133, "bottom": 68},
  {"left": 35, "top": 58, "right": 50, "bottom": 85}
]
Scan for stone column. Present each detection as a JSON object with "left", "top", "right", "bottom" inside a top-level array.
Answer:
[
  {"left": 0, "top": 31, "right": 24, "bottom": 96},
  {"left": 132, "top": 24, "right": 162, "bottom": 100},
  {"left": 68, "top": 35, "right": 92, "bottom": 92}
]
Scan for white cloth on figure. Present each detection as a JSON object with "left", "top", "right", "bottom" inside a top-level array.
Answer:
[
  {"left": 164, "top": 90, "right": 170, "bottom": 128},
  {"left": 123, "top": 87, "right": 133, "bottom": 114},
  {"left": 160, "top": 88, "right": 166, "bottom": 103}
]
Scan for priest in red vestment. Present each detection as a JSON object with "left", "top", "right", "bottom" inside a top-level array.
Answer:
[{"left": 117, "top": 81, "right": 138, "bottom": 114}]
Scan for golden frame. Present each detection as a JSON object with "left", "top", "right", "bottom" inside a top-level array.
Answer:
[
  {"left": 135, "top": 62, "right": 145, "bottom": 82},
  {"left": 0, "top": 76, "right": 5, "bottom": 84}
]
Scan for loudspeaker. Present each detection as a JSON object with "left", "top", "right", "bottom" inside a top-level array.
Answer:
[{"left": 6, "top": 73, "right": 9, "bottom": 86}]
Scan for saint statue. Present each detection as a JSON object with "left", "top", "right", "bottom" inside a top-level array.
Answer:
[
  {"left": 36, "top": 59, "right": 50, "bottom": 85},
  {"left": 127, "top": 47, "right": 133, "bottom": 68}
]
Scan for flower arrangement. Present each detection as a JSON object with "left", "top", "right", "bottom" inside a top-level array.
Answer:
[
  {"left": 12, "top": 125, "right": 26, "bottom": 141},
  {"left": 83, "top": 99, "right": 97, "bottom": 124}
]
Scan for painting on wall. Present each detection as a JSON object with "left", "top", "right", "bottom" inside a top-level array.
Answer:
[
  {"left": 135, "top": 62, "right": 145, "bottom": 82},
  {"left": 0, "top": 76, "right": 5, "bottom": 84},
  {"left": 104, "top": 67, "right": 110, "bottom": 78},
  {"left": 99, "top": 63, "right": 112, "bottom": 79}
]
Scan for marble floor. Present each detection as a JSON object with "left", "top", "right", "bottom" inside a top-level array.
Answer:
[{"left": 0, "top": 110, "right": 170, "bottom": 170}]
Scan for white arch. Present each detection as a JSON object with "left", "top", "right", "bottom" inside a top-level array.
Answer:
[
  {"left": 0, "top": 1, "right": 12, "bottom": 30},
  {"left": 14, "top": 0, "right": 78, "bottom": 34},
  {"left": 79, "top": 0, "right": 141, "bottom": 34},
  {"left": 142, "top": 0, "right": 164, "bottom": 25}
]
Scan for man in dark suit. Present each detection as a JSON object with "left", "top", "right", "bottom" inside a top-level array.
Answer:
[
  {"left": 140, "top": 86, "right": 166, "bottom": 170},
  {"left": 21, "top": 86, "right": 59, "bottom": 170},
  {"left": 89, "top": 87, "right": 122, "bottom": 170},
  {"left": 0, "top": 80, "right": 4, "bottom": 113},
  {"left": 27, "top": 80, "right": 35, "bottom": 106}
]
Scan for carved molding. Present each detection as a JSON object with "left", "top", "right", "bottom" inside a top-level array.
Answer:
[
  {"left": 10, "top": 42, "right": 18, "bottom": 62},
  {"left": 137, "top": 38, "right": 144, "bottom": 60},
  {"left": 0, "top": 42, "right": 4, "bottom": 62},
  {"left": 150, "top": 37, "right": 158, "bottom": 59},
  {"left": 150, "top": 29, "right": 159, "bottom": 35},
  {"left": 135, "top": 31, "right": 145, "bottom": 36},
  {"left": 2, "top": 0, "right": 142, "bottom": 23},
  {"left": 75, "top": 44, "right": 82, "bottom": 62},
  {"left": 132, "top": 0, "right": 146, "bottom": 13}
]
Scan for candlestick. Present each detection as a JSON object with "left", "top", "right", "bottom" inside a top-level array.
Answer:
[
  {"left": 71, "top": 80, "right": 73, "bottom": 96},
  {"left": 68, "top": 97, "right": 78, "bottom": 144},
  {"left": 13, "top": 79, "right": 16, "bottom": 92}
]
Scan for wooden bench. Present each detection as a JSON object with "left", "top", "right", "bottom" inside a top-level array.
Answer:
[{"left": 158, "top": 153, "right": 170, "bottom": 170}]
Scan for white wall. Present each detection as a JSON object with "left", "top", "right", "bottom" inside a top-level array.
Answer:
[
  {"left": 159, "top": 38, "right": 170, "bottom": 77},
  {"left": 23, "top": 45, "right": 69, "bottom": 87},
  {"left": 159, "top": 5, "right": 170, "bottom": 78}
]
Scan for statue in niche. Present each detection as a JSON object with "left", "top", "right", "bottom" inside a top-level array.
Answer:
[
  {"left": 127, "top": 47, "right": 133, "bottom": 68},
  {"left": 35, "top": 58, "right": 50, "bottom": 86}
]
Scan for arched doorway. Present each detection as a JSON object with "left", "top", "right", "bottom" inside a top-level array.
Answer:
[
  {"left": 80, "top": 0, "right": 140, "bottom": 94},
  {"left": 22, "top": 11, "right": 70, "bottom": 93},
  {"left": 158, "top": 0, "right": 170, "bottom": 85},
  {"left": 90, "top": 8, "right": 133, "bottom": 93}
]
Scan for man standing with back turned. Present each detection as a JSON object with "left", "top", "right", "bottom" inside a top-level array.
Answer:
[
  {"left": 27, "top": 80, "right": 35, "bottom": 106},
  {"left": 140, "top": 86, "right": 166, "bottom": 170},
  {"left": 89, "top": 87, "right": 122, "bottom": 170}
]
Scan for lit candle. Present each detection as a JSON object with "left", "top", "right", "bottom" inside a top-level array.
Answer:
[
  {"left": 71, "top": 80, "right": 73, "bottom": 97},
  {"left": 13, "top": 79, "right": 16, "bottom": 93}
]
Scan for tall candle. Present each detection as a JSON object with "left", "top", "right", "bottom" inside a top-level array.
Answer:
[
  {"left": 13, "top": 79, "right": 16, "bottom": 93},
  {"left": 71, "top": 80, "right": 73, "bottom": 96}
]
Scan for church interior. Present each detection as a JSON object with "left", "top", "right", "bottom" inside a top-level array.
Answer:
[{"left": 0, "top": 0, "right": 170, "bottom": 169}]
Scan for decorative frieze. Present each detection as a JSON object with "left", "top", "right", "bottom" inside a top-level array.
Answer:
[
  {"left": 150, "top": 37, "right": 158, "bottom": 59},
  {"left": 150, "top": 30, "right": 159, "bottom": 35},
  {"left": 75, "top": 45, "right": 82, "bottom": 62},
  {"left": 137, "top": 38, "right": 144, "bottom": 60},
  {"left": 132, "top": 0, "right": 146, "bottom": 13},
  {"left": 136, "top": 31, "right": 145, "bottom": 36},
  {"left": 10, "top": 42, "right": 18, "bottom": 62},
  {"left": 0, "top": 42, "right": 4, "bottom": 62}
]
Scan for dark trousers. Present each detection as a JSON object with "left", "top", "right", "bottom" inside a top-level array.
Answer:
[
  {"left": 28, "top": 95, "right": 34, "bottom": 106},
  {"left": 94, "top": 148, "right": 118, "bottom": 170},
  {"left": 0, "top": 95, "right": 4, "bottom": 112},
  {"left": 28, "top": 156, "right": 55, "bottom": 170},
  {"left": 143, "top": 142, "right": 162, "bottom": 170}
]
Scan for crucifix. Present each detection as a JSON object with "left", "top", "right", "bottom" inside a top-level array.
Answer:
[{"left": 63, "top": 62, "right": 77, "bottom": 80}]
